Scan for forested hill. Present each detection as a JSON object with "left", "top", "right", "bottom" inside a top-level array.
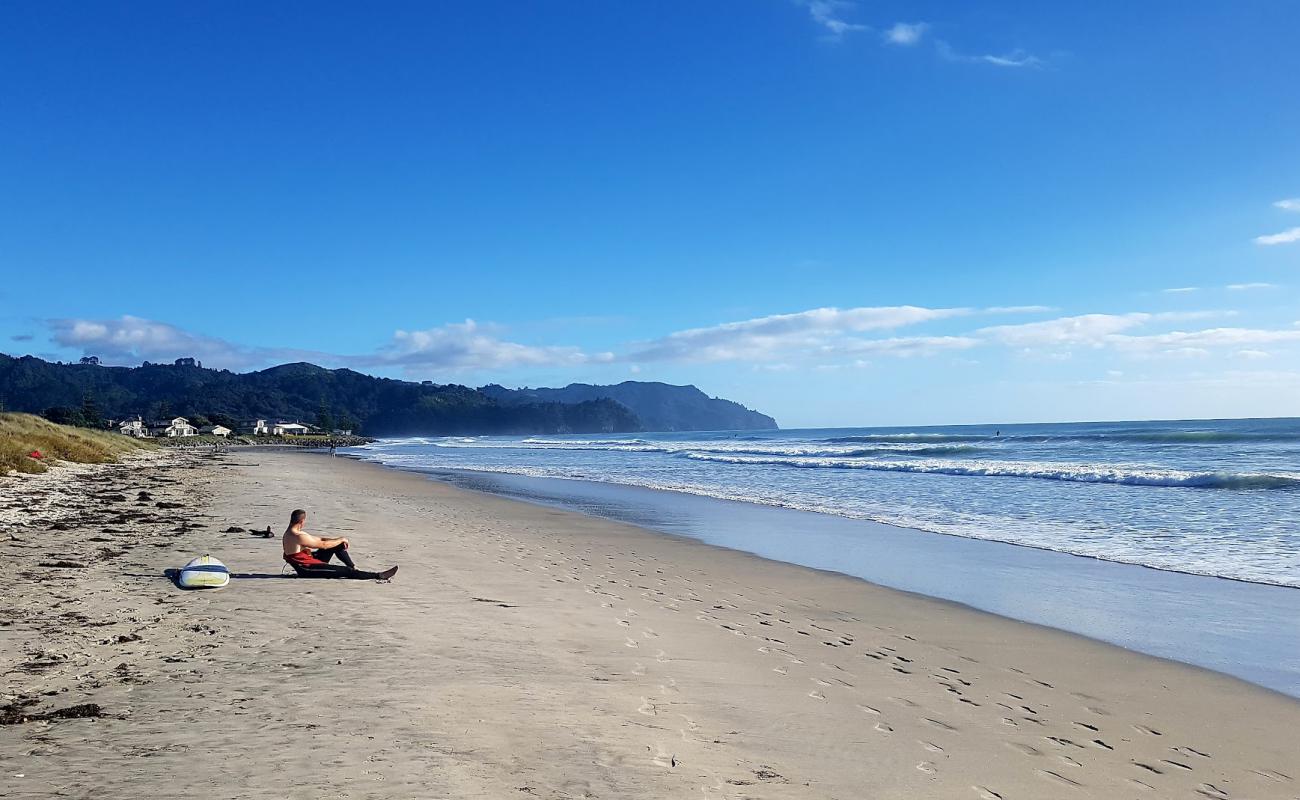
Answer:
[
  {"left": 0, "top": 354, "right": 777, "bottom": 435},
  {"left": 0, "top": 355, "right": 635, "bottom": 435},
  {"left": 479, "top": 381, "right": 778, "bottom": 431}
]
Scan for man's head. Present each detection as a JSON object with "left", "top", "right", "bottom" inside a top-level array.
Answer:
[{"left": 289, "top": 509, "right": 307, "bottom": 527}]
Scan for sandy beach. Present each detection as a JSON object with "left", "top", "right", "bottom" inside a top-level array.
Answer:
[{"left": 3, "top": 449, "right": 1298, "bottom": 800}]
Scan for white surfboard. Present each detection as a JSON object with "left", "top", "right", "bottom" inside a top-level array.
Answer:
[{"left": 177, "top": 554, "right": 230, "bottom": 589}]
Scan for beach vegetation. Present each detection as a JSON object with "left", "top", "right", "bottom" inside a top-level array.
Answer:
[{"left": 0, "top": 412, "right": 155, "bottom": 475}]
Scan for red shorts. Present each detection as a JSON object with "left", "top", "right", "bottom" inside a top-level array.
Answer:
[{"left": 285, "top": 550, "right": 325, "bottom": 567}]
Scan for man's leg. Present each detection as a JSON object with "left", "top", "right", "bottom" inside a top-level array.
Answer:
[
  {"left": 313, "top": 543, "right": 356, "bottom": 568},
  {"left": 291, "top": 561, "right": 381, "bottom": 580}
]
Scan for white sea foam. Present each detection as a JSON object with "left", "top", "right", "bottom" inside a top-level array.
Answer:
[{"left": 680, "top": 452, "right": 1300, "bottom": 490}]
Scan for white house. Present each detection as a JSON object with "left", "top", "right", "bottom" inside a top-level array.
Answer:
[
  {"left": 117, "top": 417, "right": 147, "bottom": 437},
  {"left": 150, "top": 417, "right": 197, "bottom": 437},
  {"left": 271, "top": 421, "right": 315, "bottom": 436},
  {"left": 200, "top": 424, "right": 232, "bottom": 437},
  {"left": 247, "top": 419, "right": 270, "bottom": 435}
]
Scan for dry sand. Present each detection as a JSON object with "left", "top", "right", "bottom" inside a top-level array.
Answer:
[{"left": 2, "top": 448, "right": 1298, "bottom": 799}]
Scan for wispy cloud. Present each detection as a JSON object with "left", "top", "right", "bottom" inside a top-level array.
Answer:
[
  {"left": 369, "top": 320, "right": 611, "bottom": 372},
  {"left": 799, "top": 0, "right": 867, "bottom": 39},
  {"left": 1254, "top": 197, "right": 1300, "bottom": 245},
  {"left": 47, "top": 315, "right": 322, "bottom": 370},
  {"left": 977, "top": 311, "right": 1300, "bottom": 359},
  {"left": 626, "top": 305, "right": 1044, "bottom": 364},
  {"left": 979, "top": 313, "right": 1153, "bottom": 348},
  {"left": 1162, "top": 287, "right": 1199, "bottom": 294},
  {"left": 1255, "top": 227, "right": 1300, "bottom": 246},
  {"left": 884, "top": 22, "right": 928, "bottom": 46},
  {"left": 936, "top": 40, "right": 1043, "bottom": 69},
  {"left": 627, "top": 305, "right": 968, "bottom": 363},
  {"left": 1226, "top": 282, "right": 1277, "bottom": 291},
  {"left": 44, "top": 315, "right": 606, "bottom": 375}
]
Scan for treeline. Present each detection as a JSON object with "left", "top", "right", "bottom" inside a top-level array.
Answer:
[{"left": 0, "top": 355, "right": 641, "bottom": 436}]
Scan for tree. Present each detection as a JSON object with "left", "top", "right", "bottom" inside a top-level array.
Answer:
[
  {"left": 315, "top": 400, "right": 334, "bottom": 433},
  {"left": 80, "top": 393, "right": 104, "bottom": 428},
  {"left": 43, "top": 406, "right": 86, "bottom": 427}
]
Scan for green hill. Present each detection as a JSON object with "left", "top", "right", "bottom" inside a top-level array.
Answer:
[{"left": 0, "top": 354, "right": 639, "bottom": 436}]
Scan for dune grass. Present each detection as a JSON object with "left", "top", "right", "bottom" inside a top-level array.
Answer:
[{"left": 0, "top": 413, "right": 156, "bottom": 475}]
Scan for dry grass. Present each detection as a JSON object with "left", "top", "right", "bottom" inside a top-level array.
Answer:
[{"left": 0, "top": 413, "right": 156, "bottom": 475}]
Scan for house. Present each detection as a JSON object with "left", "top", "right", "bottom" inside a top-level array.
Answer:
[
  {"left": 117, "top": 417, "right": 147, "bottom": 437},
  {"left": 199, "top": 424, "right": 232, "bottom": 437},
  {"left": 271, "top": 421, "right": 316, "bottom": 436},
  {"left": 246, "top": 419, "right": 270, "bottom": 435},
  {"left": 149, "top": 417, "right": 197, "bottom": 437}
]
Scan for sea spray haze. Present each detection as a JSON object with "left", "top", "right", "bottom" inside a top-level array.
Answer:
[{"left": 354, "top": 417, "right": 1300, "bottom": 587}]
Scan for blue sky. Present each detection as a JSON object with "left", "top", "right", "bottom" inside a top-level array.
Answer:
[{"left": 2, "top": 1, "right": 1298, "bottom": 427}]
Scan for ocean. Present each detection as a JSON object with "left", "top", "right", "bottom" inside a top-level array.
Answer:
[{"left": 352, "top": 417, "right": 1300, "bottom": 588}]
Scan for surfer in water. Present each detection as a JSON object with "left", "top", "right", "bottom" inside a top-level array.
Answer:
[{"left": 282, "top": 509, "right": 398, "bottom": 580}]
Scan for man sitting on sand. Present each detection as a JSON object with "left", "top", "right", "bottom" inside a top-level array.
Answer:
[{"left": 282, "top": 509, "right": 397, "bottom": 581}]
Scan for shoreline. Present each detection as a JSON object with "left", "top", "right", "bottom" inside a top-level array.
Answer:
[
  {"left": 4, "top": 449, "right": 1298, "bottom": 798},
  {"left": 355, "top": 456, "right": 1300, "bottom": 591},
  {"left": 348, "top": 457, "right": 1300, "bottom": 698}
]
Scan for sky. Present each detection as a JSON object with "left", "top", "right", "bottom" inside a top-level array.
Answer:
[{"left": 2, "top": 1, "right": 1298, "bottom": 428}]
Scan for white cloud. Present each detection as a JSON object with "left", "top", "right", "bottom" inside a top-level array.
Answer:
[
  {"left": 984, "top": 305, "right": 1056, "bottom": 314},
  {"left": 976, "top": 312, "right": 1294, "bottom": 358},
  {"left": 1275, "top": 198, "right": 1300, "bottom": 212},
  {"left": 979, "top": 313, "right": 1153, "bottom": 348},
  {"left": 1162, "top": 286, "right": 1199, "bottom": 294},
  {"left": 627, "top": 305, "right": 970, "bottom": 363},
  {"left": 884, "top": 22, "right": 928, "bottom": 46},
  {"left": 937, "top": 40, "right": 1043, "bottom": 68},
  {"left": 47, "top": 315, "right": 322, "bottom": 369},
  {"left": 799, "top": 0, "right": 867, "bottom": 39},
  {"left": 372, "top": 320, "right": 609, "bottom": 372},
  {"left": 1226, "top": 282, "right": 1277, "bottom": 291},
  {"left": 45, "top": 315, "right": 607, "bottom": 375},
  {"left": 1237, "top": 349, "right": 1271, "bottom": 360},
  {"left": 1254, "top": 227, "right": 1300, "bottom": 246},
  {"left": 1113, "top": 327, "right": 1300, "bottom": 350}
]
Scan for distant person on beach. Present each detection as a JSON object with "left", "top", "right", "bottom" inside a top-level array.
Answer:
[{"left": 282, "top": 509, "right": 397, "bottom": 580}]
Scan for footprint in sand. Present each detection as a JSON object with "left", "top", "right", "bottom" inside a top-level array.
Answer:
[
  {"left": 625, "top": 638, "right": 640, "bottom": 648},
  {"left": 874, "top": 722, "right": 894, "bottom": 733},
  {"left": 1037, "top": 770, "right": 1083, "bottom": 788},
  {"left": 916, "top": 761, "right": 937, "bottom": 774},
  {"left": 973, "top": 787, "right": 1004, "bottom": 800}
]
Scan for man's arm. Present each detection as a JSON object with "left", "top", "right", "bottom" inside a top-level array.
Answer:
[{"left": 291, "top": 531, "right": 349, "bottom": 550}]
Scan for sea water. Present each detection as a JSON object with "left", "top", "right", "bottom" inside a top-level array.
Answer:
[{"left": 353, "top": 418, "right": 1300, "bottom": 588}]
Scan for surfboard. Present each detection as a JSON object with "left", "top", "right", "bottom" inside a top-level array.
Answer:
[{"left": 177, "top": 554, "right": 230, "bottom": 589}]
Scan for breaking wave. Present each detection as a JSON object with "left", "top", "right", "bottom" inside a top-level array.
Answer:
[{"left": 682, "top": 453, "right": 1300, "bottom": 490}]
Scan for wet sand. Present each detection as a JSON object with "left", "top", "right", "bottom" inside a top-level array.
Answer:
[{"left": 2, "top": 449, "right": 1297, "bottom": 799}]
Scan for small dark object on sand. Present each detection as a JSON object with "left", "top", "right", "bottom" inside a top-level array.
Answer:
[
  {"left": 137, "top": 491, "right": 153, "bottom": 501},
  {"left": 39, "top": 560, "right": 88, "bottom": 569},
  {"left": 155, "top": 501, "right": 183, "bottom": 509},
  {"left": 252, "top": 526, "right": 274, "bottom": 538},
  {"left": 225, "top": 526, "right": 245, "bottom": 533},
  {"left": 0, "top": 701, "right": 103, "bottom": 725}
]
